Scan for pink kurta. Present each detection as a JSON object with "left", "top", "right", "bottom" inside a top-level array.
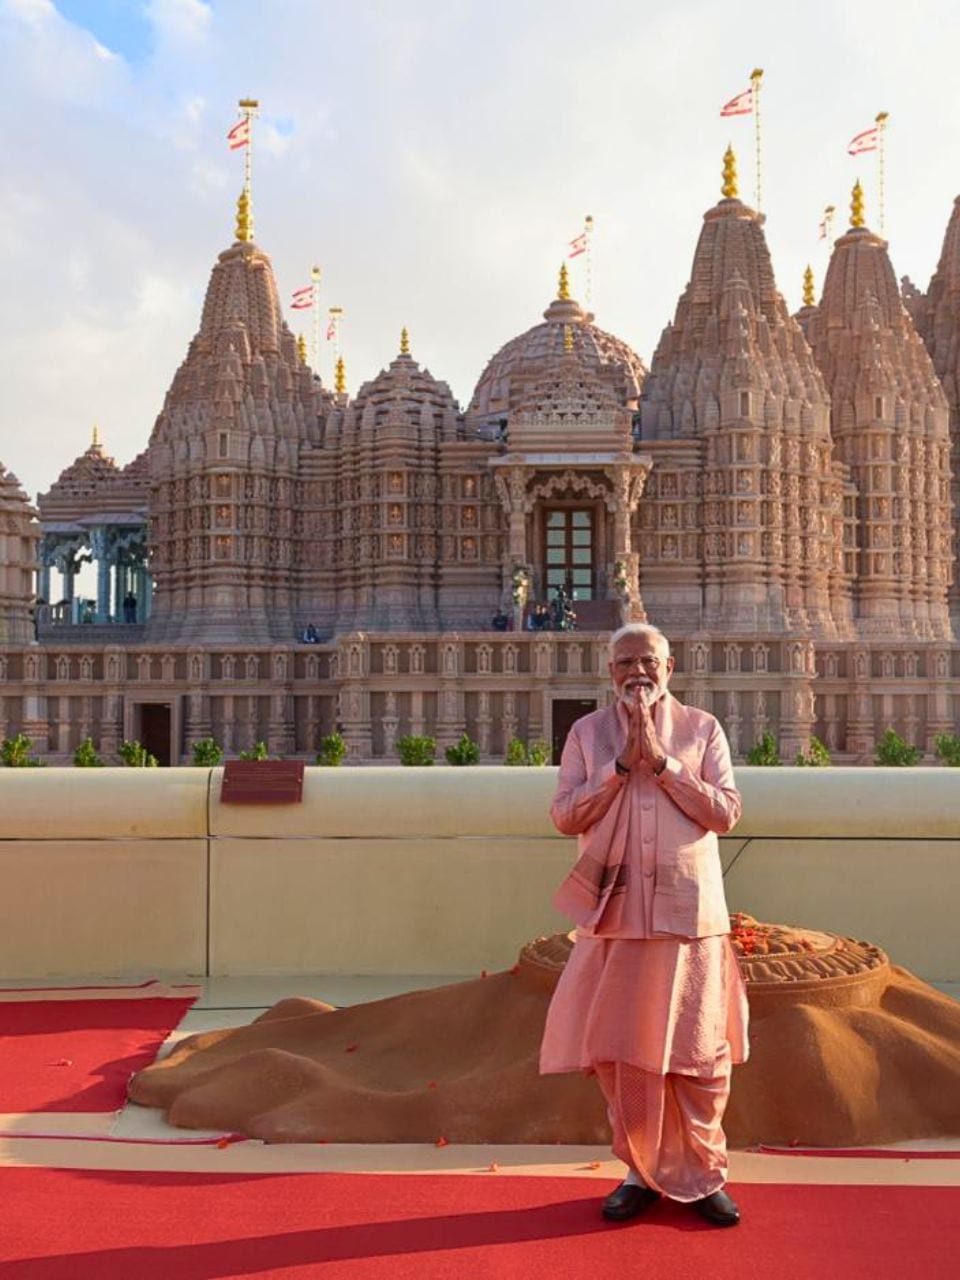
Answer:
[
  {"left": 540, "top": 934, "right": 747, "bottom": 1076},
  {"left": 540, "top": 696, "right": 748, "bottom": 1078}
]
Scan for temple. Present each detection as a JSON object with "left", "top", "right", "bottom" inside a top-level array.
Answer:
[{"left": 1, "top": 152, "right": 958, "bottom": 764}]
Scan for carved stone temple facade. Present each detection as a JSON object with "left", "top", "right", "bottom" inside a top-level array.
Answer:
[{"left": 1, "top": 155, "right": 959, "bottom": 765}]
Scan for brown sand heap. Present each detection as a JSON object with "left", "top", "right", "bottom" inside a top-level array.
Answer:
[{"left": 130, "top": 916, "right": 960, "bottom": 1148}]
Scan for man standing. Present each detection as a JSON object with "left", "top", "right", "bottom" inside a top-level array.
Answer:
[{"left": 540, "top": 623, "right": 747, "bottom": 1226}]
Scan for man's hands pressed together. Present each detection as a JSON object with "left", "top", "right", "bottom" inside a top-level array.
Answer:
[{"left": 617, "top": 695, "right": 668, "bottom": 777}]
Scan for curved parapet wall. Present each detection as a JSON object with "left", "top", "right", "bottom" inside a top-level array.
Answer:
[{"left": 0, "top": 768, "right": 958, "bottom": 979}]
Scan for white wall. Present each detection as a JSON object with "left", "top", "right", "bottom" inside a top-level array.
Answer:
[{"left": 1, "top": 767, "right": 957, "bottom": 980}]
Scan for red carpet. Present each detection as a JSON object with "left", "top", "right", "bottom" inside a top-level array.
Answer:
[
  {"left": 0, "top": 1169, "right": 956, "bottom": 1279},
  {"left": 0, "top": 997, "right": 196, "bottom": 1113}
]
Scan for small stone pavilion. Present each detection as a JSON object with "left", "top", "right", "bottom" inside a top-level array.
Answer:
[{"left": 0, "top": 150, "right": 958, "bottom": 765}]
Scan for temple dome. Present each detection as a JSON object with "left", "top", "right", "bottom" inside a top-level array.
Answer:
[
  {"left": 147, "top": 200, "right": 330, "bottom": 458},
  {"left": 805, "top": 191, "right": 952, "bottom": 639},
  {"left": 38, "top": 432, "right": 120, "bottom": 513},
  {"left": 328, "top": 341, "right": 460, "bottom": 447},
  {"left": 466, "top": 279, "right": 646, "bottom": 433}
]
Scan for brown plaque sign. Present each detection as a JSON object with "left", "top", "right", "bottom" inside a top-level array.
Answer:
[{"left": 221, "top": 760, "right": 305, "bottom": 804}]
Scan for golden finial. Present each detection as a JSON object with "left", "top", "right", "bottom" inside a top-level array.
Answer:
[
  {"left": 335, "top": 355, "right": 346, "bottom": 396},
  {"left": 296, "top": 333, "right": 308, "bottom": 365},
  {"left": 400, "top": 327, "right": 410, "bottom": 355},
  {"left": 558, "top": 262, "right": 570, "bottom": 301},
  {"left": 802, "top": 265, "right": 815, "bottom": 308},
  {"left": 850, "top": 179, "right": 865, "bottom": 228},
  {"left": 235, "top": 188, "right": 253, "bottom": 243},
  {"left": 91, "top": 424, "right": 101, "bottom": 449},
  {"left": 563, "top": 323, "right": 574, "bottom": 353},
  {"left": 721, "top": 145, "right": 738, "bottom": 199}
]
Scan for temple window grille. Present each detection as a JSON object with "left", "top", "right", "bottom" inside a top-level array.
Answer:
[{"left": 544, "top": 508, "right": 594, "bottom": 600}]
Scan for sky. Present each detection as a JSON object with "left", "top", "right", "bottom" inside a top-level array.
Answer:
[{"left": 2, "top": 0, "right": 960, "bottom": 503}]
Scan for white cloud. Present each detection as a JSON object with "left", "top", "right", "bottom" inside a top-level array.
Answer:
[{"left": 145, "top": 0, "right": 212, "bottom": 46}]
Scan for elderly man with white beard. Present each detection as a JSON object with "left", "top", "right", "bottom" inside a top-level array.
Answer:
[{"left": 540, "top": 623, "right": 748, "bottom": 1226}]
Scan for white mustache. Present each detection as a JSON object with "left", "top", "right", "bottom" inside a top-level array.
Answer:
[{"left": 620, "top": 684, "right": 660, "bottom": 707}]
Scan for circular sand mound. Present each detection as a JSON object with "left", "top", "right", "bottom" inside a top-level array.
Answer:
[{"left": 130, "top": 918, "right": 960, "bottom": 1148}]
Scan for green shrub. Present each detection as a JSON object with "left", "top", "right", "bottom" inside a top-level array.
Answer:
[
  {"left": 317, "top": 731, "right": 347, "bottom": 767},
  {"left": 504, "top": 737, "right": 551, "bottom": 766},
  {"left": 0, "top": 734, "right": 43, "bottom": 767},
  {"left": 191, "top": 737, "right": 223, "bottom": 766},
  {"left": 396, "top": 734, "right": 437, "bottom": 766},
  {"left": 745, "top": 732, "right": 781, "bottom": 766},
  {"left": 445, "top": 733, "right": 481, "bottom": 766},
  {"left": 117, "top": 740, "right": 158, "bottom": 767},
  {"left": 794, "top": 735, "right": 831, "bottom": 767},
  {"left": 73, "top": 737, "right": 104, "bottom": 767},
  {"left": 239, "top": 740, "right": 269, "bottom": 761},
  {"left": 934, "top": 733, "right": 960, "bottom": 767},
  {"left": 875, "top": 728, "right": 921, "bottom": 767}
]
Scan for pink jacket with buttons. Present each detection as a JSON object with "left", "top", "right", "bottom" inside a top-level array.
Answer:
[{"left": 550, "top": 693, "right": 742, "bottom": 940}]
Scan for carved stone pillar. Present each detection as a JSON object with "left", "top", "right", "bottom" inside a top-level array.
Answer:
[
  {"left": 19, "top": 647, "right": 49, "bottom": 755},
  {"left": 184, "top": 647, "right": 212, "bottom": 756},
  {"left": 89, "top": 526, "right": 113, "bottom": 624},
  {"left": 493, "top": 465, "right": 531, "bottom": 613},
  {"left": 436, "top": 639, "right": 465, "bottom": 750},
  {"left": 501, "top": 689, "right": 518, "bottom": 750},
  {"left": 925, "top": 648, "right": 954, "bottom": 753},
  {"left": 846, "top": 646, "right": 874, "bottom": 756},
  {"left": 382, "top": 691, "right": 400, "bottom": 759},
  {"left": 337, "top": 634, "right": 371, "bottom": 759},
  {"left": 476, "top": 690, "right": 492, "bottom": 756},
  {"left": 778, "top": 639, "right": 816, "bottom": 760},
  {"left": 606, "top": 461, "right": 651, "bottom": 623},
  {"left": 268, "top": 647, "right": 295, "bottom": 757}
]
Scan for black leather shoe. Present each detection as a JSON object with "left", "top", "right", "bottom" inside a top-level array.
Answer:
[
  {"left": 690, "top": 1187, "right": 740, "bottom": 1227},
  {"left": 601, "top": 1181, "right": 660, "bottom": 1222}
]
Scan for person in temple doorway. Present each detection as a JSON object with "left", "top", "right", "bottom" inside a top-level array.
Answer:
[{"left": 540, "top": 623, "right": 747, "bottom": 1228}]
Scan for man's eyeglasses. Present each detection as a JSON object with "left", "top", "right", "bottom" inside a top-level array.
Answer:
[{"left": 613, "top": 655, "right": 663, "bottom": 673}]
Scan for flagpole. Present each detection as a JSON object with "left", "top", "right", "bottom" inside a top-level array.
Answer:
[
  {"left": 310, "top": 265, "right": 322, "bottom": 371},
  {"left": 875, "top": 111, "right": 889, "bottom": 234},
  {"left": 750, "top": 68, "right": 763, "bottom": 211},
  {"left": 329, "top": 306, "right": 343, "bottom": 363},
  {"left": 584, "top": 214, "right": 594, "bottom": 313},
  {"left": 238, "top": 98, "right": 258, "bottom": 209}
]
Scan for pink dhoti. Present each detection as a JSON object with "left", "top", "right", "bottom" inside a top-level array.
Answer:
[{"left": 540, "top": 934, "right": 748, "bottom": 1201}]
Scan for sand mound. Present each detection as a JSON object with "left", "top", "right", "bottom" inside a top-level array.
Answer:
[{"left": 130, "top": 917, "right": 960, "bottom": 1147}]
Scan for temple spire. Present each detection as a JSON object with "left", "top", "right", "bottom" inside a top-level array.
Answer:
[
  {"left": 722, "top": 145, "right": 738, "bottom": 199},
  {"left": 802, "top": 265, "right": 815, "bottom": 308},
  {"left": 558, "top": 262, "right": 570, "bottom": 300},
  {"left": 335, "top": 355, "right": 347, "bottom": 396},
  {"left": 850, "top": 179, "right": 865, "bottom": 229},
  {"left": 563, "top": 323, "right": 574, "bottom": 353},
  {"left": 400, "top": 326, "right": 410, "bottom": 355},
  {"left": 296, "top": 333, "right": 308, "bottom": 365},
  {"left": 91, "top": 424, "right": 101, "bottom": 450}
]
